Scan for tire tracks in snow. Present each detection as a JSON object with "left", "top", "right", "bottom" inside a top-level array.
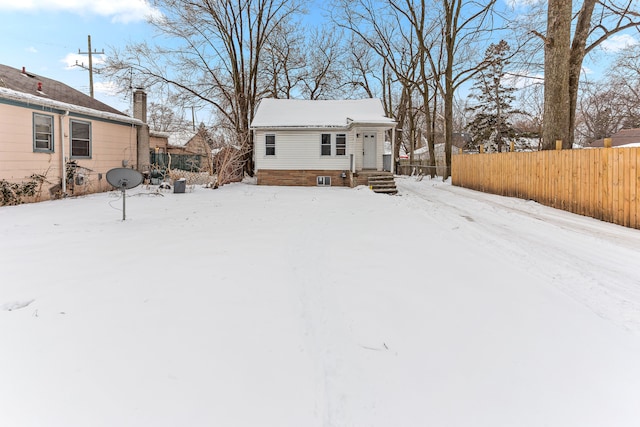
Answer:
[{"left": 397, "top": 179, "right": 640, "bottom": 335}]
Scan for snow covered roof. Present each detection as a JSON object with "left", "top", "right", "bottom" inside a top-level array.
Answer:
[
  {"left": 168, "top": 130, "right": 198, "bottom": 147},
  {"left": 590, "top": 128, "right": 640, "bottom": 147},
  {"left": 0, "top": 87, "right": 142, "bottom": 126},
  {"left": 250, "top": 98, "right": 396, "bottom": 129},
  {"left": 0, "top": 64, "right": 140, "bottom": 125}
]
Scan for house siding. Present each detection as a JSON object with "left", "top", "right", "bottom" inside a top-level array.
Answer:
[
  {"left": 0, "top": 103, "right": 138, "bottom": 201},
  {"left": 351, "top": 128, "right": 386, "bottom": 171},
  {"left": 254, "top": 129, "right": 353, "bottom": 171}
]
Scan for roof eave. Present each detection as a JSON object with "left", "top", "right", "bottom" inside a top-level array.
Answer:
[{"left": 0, "top": 87, "right": 142, "bottom": 126}]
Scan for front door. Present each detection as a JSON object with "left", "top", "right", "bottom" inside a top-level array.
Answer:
[{"left": 363, "top": 132, "right": 376, "bottom": 169}]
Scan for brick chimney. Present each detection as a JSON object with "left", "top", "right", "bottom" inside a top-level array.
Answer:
[
  {"left": 133, "top": 88, "right": 147, "bottom": 123},
  {"left": 133, "top": 88, "right": 150, "bottom": 172}
]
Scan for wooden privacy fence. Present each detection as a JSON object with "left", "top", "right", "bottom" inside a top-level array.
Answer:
[{"left": 451, "top": 147, "right": 640, "bottom": 229}]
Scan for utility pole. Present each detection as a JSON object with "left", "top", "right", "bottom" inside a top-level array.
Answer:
[{"left": 76, "top": 35, "right": 104, "bottom": 98}]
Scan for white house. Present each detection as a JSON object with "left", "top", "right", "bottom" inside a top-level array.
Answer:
[{"left": 250, "top": 98, "right": 396, "bottom": 187}]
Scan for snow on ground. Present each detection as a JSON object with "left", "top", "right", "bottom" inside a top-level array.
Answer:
[{"left": 1, "top": 177, "right": 640, "bottom": 427}]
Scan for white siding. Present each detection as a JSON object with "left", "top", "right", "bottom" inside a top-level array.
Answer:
[
  {"left": 254, "top": 127, "right": 390, "bottom": 172},
  {"left": 255, "top": 129, "right": 353, "bottom": 170},
  {"left": 352, "top": 127, "right": 386, "bottom": 171}
]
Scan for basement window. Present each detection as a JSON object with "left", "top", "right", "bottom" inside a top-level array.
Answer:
[{"left": 317, "top": 176, "right": 331, "bottom": 186}]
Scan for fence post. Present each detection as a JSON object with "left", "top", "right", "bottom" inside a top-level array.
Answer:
[
  {"left": 479, "top": 144, "right": 485, "bottom": 154},
  {"left": 510, "top": 141, "right": 515, "bottom": 152},
  {"left": 555, "top": 140, "right": 563, "bottom": 150},
  {"left": 604, "top": 137, "right": 612, "bottom": 148}
]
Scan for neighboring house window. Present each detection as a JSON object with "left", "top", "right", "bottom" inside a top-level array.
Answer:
[
  {"left": 336, "top": 134, "right": 346, "bottom": 156},
  {"left": 71, "top": 120, "right": 91, "bottom": 158},
  {"left": 265, "top": 134, "right": 275, "bottom": 156},
  {"left": 321, "top": 134, "right": 332, "bottom": 156},
  {"left": 33, "top": 113, "right": 54, "bottom": 152}
]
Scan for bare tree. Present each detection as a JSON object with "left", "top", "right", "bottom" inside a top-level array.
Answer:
[
  {"left": 300, "top": 28, "right": 348, "bottom": 99},
  {"left": 260, "top": 21, "right": 306, "bottom": 99},
  {"left": 103, "top": 0, "right": 303, "bottom": 181},
  {"left": 331, "top": 0, "right": 422, "bottom": 168},
  {"left": 148, "top": 98, "right": 190, "bottom": 133},
  {"left": 388, "top": 0, "right": 442, "bottom": 177},
  {"left": 424, "top": 0, "right": 500, "bottom": 179},
  {"left": 576, "top": 81, "right": 623, "bottom": 144},
  {"left": 344, "top": 36, "right": 384, "bottom": 99},
  {"left": 607, "top": 44, "right": 640, "bottom": 128}
]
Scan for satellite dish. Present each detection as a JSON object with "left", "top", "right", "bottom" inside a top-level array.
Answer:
[
  {"left": 106, "top": 168, "right": 143, "bottom": 190},
  {"left": 106, "top": 168, "right": 143, "bottom": 221}
]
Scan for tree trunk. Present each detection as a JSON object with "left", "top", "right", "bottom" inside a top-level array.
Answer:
[
  {"left": 542, "top": 0, "right": 572, "bottom": 150},
  {"left": 568, "top": 0, "right": 597, "bottom": 147}
]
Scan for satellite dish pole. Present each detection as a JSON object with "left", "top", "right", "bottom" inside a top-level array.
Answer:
[
  {"left": 121, "top": 183, "right": 127, "bottom": 221},
  {"left": 106, "top": 168, "right": 144, "bottom": 221}
]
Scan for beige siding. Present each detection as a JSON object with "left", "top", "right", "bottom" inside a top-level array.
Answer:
[{"left": 0, "top": 103, "right": 138, "bottom": 201}]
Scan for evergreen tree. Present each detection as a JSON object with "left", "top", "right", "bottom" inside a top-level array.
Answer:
[{"left": 466, "top": 40, "right": 518, "bottom": 152}]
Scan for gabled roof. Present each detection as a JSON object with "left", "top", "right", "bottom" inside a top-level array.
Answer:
[
  {"left": 590, "top": 128, "right": 640, "bottom": 147},
  {"left": 168, "top": 129, "right": 198, "bottom": 147},
  {"left": 0, "top": 64, "right": 138, "bottom": 124},
  {"left": 250, "top": 98, "right": 396, "bottom": 128}
]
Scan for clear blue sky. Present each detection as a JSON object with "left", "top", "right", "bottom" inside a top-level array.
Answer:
[
  {"left": 0, "top": 0, "right": 163, "bottom": 112},
  {"left": 0, "top": 0, "right": 328, "bottom": 113},
  {"left": 0, "top": 0, "right": 637, "bottom": 114}
]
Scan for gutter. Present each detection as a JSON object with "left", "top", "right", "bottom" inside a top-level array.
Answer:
[{"left": 0, "top": 87, "right": 143, "bottom": 127}]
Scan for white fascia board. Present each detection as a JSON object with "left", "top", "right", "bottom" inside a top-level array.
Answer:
[{"left": 0, "top": 87, "right": 143, "bottom": 126}]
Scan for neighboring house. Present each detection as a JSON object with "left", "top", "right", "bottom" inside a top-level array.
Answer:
[
  {"left": 251, "top": 98, "right": 396, "bottom": 186},
  {"left": 164, "top": 125, "right": 215, "bottom": 172},
  {"left": 150, "top": 131, "right": 170, "bottom": 154},
  {"left": 167, "top": 125, "right": 213, "bottom": 157},
  {"left": 0, "top": 64, "right": 149, "bottom": 202},
  {"left": 590, "top": 128, "right": 640, "bottom": 148}
]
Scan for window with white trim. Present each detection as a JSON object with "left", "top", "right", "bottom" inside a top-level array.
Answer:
[
  {"left": 33, "top": 113, "right": 54, "bottom": 152},
  {"left": 321, "top": 134, "right": 331, "bottom": 156},
  {"left": 336, "top": 134, "right": 346, "bottom": 156},
  {"left": 70, "top": 120, "right": 91, "bottom": 158},
  {"left": 265, "top": 134, "right": 275, "bottom": 156},
  {"left": 317, "top": 176, "right": 331, "bottom": 186}
]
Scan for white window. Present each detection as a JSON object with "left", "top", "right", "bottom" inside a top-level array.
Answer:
[
  {"left": 265, "top": 134, "right": 275, "bottom": 156},
  {"left": 33, "top": 113, "right": 54, "bottom": 152},
  {"left": 70, "top": 120, "right": 91, "bottom": 158},
  {"left": 336, "top": 134, "right": 346, "bottom": 156},
  {"left": 317, "top": 176, "right": 331, "bottom": 186},
  {"left": 321, "top": 134, "right": 331, "bottom": 156}
]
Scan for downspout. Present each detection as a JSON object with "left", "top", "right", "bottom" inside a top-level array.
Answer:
[
  {"left": 60, "top": 111, "right": 69, "bottom": 193},
  {"left": 391, "top": 126, "right": 396, "bottom": 174}
]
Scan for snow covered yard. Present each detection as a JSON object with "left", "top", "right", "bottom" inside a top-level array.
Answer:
[{"left": 1, "top": 177, "right": 640, "bottom": 427}]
